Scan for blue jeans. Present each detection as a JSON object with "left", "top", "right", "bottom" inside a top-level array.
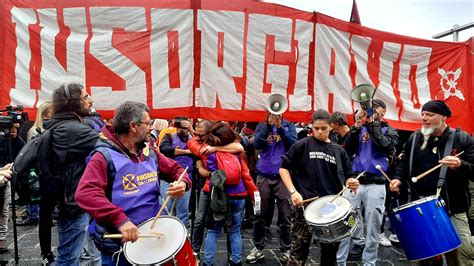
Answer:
[
  {"left": 204, "top": 198, "right": 245, "bottom": 264},
  {"left": 27, "top": 203, "right": 39, "bottom": 220},
  {"left": 160, "top": 180, "right": 191, "bottom": 226},
  {"left": 83, "top": 224, "right": 101, "bottom": 265},
  {"left": 56, "top": 213, "right": 89, "bottom": 266},
  {"left": 101, "top": 252, "right": 130, "bottom": 266},
  {"left": 192, "top": 191, "right": 211, "bottom": 252}
]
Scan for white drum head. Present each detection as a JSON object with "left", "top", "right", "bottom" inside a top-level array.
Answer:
[
  {"left": 124, "top": 216, "right": 186, "bottom": 265},
  {"left": 304, "top": 195, "right": 352, "bottom": 225}
]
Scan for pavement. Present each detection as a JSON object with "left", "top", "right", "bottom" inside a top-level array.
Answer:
[{"left": 0, "top": 205, "right": 411, "bottom": 265}]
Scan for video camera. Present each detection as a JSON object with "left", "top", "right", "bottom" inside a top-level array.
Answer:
[{"left": 0, "top": 105, "right": 29, "bottom": 135}]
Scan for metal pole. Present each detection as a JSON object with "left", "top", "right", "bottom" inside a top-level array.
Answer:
[
  {"left": 453, "top": 24, "right": 459, "bottom": 42},
  {"left": 433, "top": 22, "right": 474, "bottom": 40}
]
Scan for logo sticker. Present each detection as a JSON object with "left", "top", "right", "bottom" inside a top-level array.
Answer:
[
  {"left": 438, "top": 68, "right": 464, "bottom": 101},
  {"left": 122, "top": 174, "right": 138, "bottom": 191},
  {"left": 348, "top": 215, "right": 356, "bottom": 227}
]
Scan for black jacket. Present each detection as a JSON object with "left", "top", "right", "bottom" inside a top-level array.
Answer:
[
  {"left": 345, "top": 120, "right": 398, "bottom": 183},
  {"left": 47, "top": 113, "right": 98, "bottom": 216},
  {"left": 394, "top": 127, "right": 474, "bottom": 214},
  {"left": 0, "top": 135, "right": 25, "bottom": 165}
]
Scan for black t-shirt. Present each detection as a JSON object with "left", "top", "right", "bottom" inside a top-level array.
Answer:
[{"left": 281, "top": 136, "right": 354, "bottom": 199}]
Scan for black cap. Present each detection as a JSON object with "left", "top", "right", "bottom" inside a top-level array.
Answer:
[
  {"left": 421, "top": 100, "right": 452, "bottom": 118},
  {"left": 372, "top": 99, "right": 386, "bottom": 109}
]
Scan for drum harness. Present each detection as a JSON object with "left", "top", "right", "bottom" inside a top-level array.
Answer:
[{"left": 408, "top": 128, "right": 458, "bottom": 213}]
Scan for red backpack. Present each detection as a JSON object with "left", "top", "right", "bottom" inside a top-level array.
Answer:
[{"left": 216, "top": 152, "right": 242, "bottom": 185}]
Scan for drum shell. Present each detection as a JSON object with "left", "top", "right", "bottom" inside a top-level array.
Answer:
[
  {"left": 123, "top": 216, "right": 196, "bottom": 265},
  {"left": 388, "top": 196, "right": 461, "bottom": 261},
  {"left": 304, "top": 195, "right": 358, "bottom": 243}
]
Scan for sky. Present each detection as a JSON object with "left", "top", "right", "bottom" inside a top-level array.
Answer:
[{"left": 263, "top": 0, "right": 473, "bottom": 42}]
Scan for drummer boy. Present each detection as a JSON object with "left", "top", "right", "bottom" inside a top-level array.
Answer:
[{"left": 279, "top": 109, "right": 359, "bottom": 265}]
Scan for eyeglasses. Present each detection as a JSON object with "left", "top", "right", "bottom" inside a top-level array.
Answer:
[
  {"left": 195, "top": 133, "right": 207, "bottom": 138},
  {"left": 137, "top": 120, "right": 153, "bottom": 126}
]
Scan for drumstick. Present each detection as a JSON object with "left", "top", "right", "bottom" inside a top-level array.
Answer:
[
  {"left": 411, "top": 151, "right": 464, "bottom": 183},
  {"left": 330, "top": 171, "right": 365, "bottom": 203},
  {"left": 150, "top": 167, "right": 188, "bottom": 229},
  {"left": 375, "top": 165, "right": 391, "bottom": 182},
  {"left": 103, "top": 232, "right": 164, "bottom": 239},
  {"left": 301, "top": 196, "right": 319, "bottom": 204}
]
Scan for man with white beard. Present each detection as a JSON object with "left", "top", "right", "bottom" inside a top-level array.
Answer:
[{"left": 390, "top": 100, "right": 474, "bottom": 265}]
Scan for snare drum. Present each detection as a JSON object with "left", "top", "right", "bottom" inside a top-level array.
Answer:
[
  {"left": 123, "top": 216, "right": 197, "bottom": 265},
  {"left": 388, "top": 196, "right": 461, "bottom": 261},
  {"left": 304, "top": 195, "right": 357, "bottom": 242}
]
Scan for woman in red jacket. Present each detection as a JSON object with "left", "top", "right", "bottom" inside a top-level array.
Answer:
[{"left": 201, "top": 122, "right": 257, "bottom": 266}]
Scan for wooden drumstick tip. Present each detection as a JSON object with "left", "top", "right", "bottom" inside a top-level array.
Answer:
[
  {"left": 375, "top": 165, "right": 381, "bottom": 170},
  {"left": 411, "top": 177, "right": 418, "bottom": 183}
]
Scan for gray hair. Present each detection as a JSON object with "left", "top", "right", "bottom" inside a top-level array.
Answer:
[{"left": 113, "top": 101, "right": 150, "bottom": 134}]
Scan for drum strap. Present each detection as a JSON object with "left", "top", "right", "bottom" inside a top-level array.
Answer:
[
  {"left": 437, "top": 128, "right": 457, "bottom": 189},
  {"left": 332, "top": 144, "right": 345, "bottom": 185},
  {"left": 408, "top": 130, "right": 421, "bottom": 179}
]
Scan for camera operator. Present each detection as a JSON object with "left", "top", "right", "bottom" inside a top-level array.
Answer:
[
  {"left": 0, "top": 123, "right": 28, "bottom": 212},
  {"left": 0, "top": 123, "right": 25, "bottom": 164},
  {"left": 0, "top": 123, "right": 25, "bottom": 254}
]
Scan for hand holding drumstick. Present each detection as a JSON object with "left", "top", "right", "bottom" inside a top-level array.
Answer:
[
  {"left": 118, "top": 221, "right": 139, "bottom": 243},
  {"left": 330, "top": 171, "right": 364, "bottom": 203},
  {"left": 150, "top": 167, "right": 188, "bottom": 229},
  {"left": 375, "top": 165, "right": 401, "bottom": 194},
  {"left": 411, "top": 151, "right": 464, "bottom": 183}
]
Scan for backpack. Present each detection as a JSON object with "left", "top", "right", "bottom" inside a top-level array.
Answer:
[
  {"left": 216, "top": 152, "right": 242, "bottom": 185},
  {"left": 14, "top": 122, "right": 62, "bottom": 178}
]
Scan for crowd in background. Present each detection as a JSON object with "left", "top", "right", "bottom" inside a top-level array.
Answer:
[{"left": 0, "top": 83, "right": 472, "bottom": 265}]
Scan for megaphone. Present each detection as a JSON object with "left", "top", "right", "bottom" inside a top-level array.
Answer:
[
  {"left": 351, "top": 84, "right": 375, "bottom": 110},
  {"left": 266, "top": 93, "right": 288, "bottom": 115}
]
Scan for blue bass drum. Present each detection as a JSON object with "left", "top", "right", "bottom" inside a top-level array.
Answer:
[{"left": 388, "top": 195, "right": 461, "bottom": 261}]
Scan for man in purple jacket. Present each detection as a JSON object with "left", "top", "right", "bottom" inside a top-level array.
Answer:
[{"left": 246, "top": 112, "right": 297, "bottom": 264}]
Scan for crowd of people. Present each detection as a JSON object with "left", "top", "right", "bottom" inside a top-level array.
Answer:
[{"left": 0, "top": 82, "right": 472, "bottom": 265}]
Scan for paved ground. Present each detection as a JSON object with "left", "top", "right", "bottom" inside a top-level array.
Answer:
[{"left": 0, "top": 205, "right": 411, "bottom": 265}]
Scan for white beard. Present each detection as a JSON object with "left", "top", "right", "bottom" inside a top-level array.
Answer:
[
  {"left": 421, "top": 126, "right": 434, "bottom": 137},
  {"left": 420, "top": 119, "right": 445, "bottom": 150},
  {"left": 420, "top": 126, "right": 434, "bottom": 150}
]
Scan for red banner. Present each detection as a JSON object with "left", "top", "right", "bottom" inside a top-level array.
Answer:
[{"left": 0, "top": 0, "right": 472, "bottom": 132}]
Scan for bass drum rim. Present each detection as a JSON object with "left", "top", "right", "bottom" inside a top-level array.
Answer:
[{"left": 390, "top": 195, "right": 438, "bottom": 213}]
